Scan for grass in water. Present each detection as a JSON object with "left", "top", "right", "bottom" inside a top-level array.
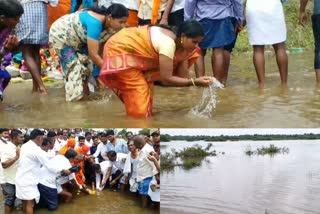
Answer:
[
  {"left": 245, "top": 144, "right": 289, "bottom": 156},
  {"left": 161, "top": 143, "right": 218, "bottom": 171},
  {"left": 160, "top": 153, "right": 176, "bottom": 172}
]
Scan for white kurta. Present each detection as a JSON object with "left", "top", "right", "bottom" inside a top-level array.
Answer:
[
  {"left": 246, "top": 0, "right": 287, "bottom": 45},
  {"left": 95, "top": 161, "right": 118, "bottom": 191},
  {"left": 40, "top": 155, "right": 71, "bottom": 189},
  {"left": 148, "top": 176, "right": 160, "bottom": 202},
  {"left": 136, "top": 144, "right": 158, "bottom": 182},
  {"left": 15, "top": 140, "right": 61, "bottom": 203},
  {"left": 0, "top": 141, "right": 18, "bottom": 185}
]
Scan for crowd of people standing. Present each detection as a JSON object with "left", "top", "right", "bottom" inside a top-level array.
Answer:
[
  {"left": 0, "top": 128, "right": 160, "bottom": 213},
  {"left": 0, "top": 0, "right": 319, "bottom": 117}
]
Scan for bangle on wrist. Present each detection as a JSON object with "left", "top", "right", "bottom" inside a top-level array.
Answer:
[
  {"left": 194, "top": 79, "right": 199, "bottom": 87},
  {"left": 190, "top": 78, "right": 196, "bottom": 87}
]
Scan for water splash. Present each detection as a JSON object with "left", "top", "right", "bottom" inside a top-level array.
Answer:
[{"left": 189, "top": 78, "right": 224, "bottom": 118}]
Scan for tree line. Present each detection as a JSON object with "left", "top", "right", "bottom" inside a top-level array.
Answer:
[{"left": 161, "top": 133, "right": 320, "bottom": 142}]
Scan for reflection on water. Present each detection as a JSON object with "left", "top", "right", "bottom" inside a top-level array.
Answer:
[
  {"left": 0, "top": 189, "right": 159, "bottom": 214},
  {"left": 1, "top": 52, "right": 320, "bottom": 127},
  {"left": 161, "top": 140, "right": 320, "bottom": 214}
]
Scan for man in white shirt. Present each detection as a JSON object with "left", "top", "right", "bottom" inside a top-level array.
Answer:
[
  {"left": 93, "top": 161, "right": 118, "bottom": 191},
  {"left": 133, "top": 135, "right": 159, "bottom": 208},
  {"left": 100, "top": 151, "right": 127, "bottom": 190},
  {"left": 41, "top": 138, "right": 56, "bottom": 159},
  {"left": 1, "top": 129, "right": 23, "bottom": 214},
  {"left": 38, "top": 149, "right": 77, "bottom": 211},
  {"left": 15, "top": 129, "right": 70, "bottom": 214},
  {"left": 53, "top": 131, "right": 67, "bottom": 155},
  {"left": 0, "top": 128, "right": 10, "bottom": 188},
  {"left": 90, "top": 133, "right": 109, "bottom": 163},
  {"left": 56, "top": 150, "right": 80, "bottom": 203},
  {"left": 84, "top": 132, "right": 93, "bottom": 147},
  {"left": 46, "top": 131, "right": 57, "bottom": 158}
]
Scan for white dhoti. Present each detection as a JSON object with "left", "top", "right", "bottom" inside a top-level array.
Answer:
[
  {"left": 246, "top": 0, "right": 287, "bottom": 45},
  {"left": 15, "top": 184, "right": 40, "bottom": 203}
]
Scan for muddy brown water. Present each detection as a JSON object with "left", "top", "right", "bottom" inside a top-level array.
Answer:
[
  {"left": 161, "top": 140, "right": 320, "bottom": 214},
  {"left": 0, "top": 188, "right": 159, "bottom": 214},
  {"left": 1, "top": 51, "right": 319, "bottom": 127}
]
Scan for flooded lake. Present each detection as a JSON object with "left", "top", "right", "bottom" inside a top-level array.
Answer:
[
  {"left": 161, "top": 140, "right": 320, "bottom": 214},
  {"left": 1, "top": 52, "right": 320, "bottom": 127},
  {"left": 0, "top": 189, "right": 159, "bottom": 214}
]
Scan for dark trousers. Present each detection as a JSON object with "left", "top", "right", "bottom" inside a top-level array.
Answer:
[
  {"left": 312, "top": 14, "right": 320, "bottom": 69},
  {"left": 37, "top": 183, "right": 58, "bottom": 211},
  {"left": 168, "top": 9, "right": 184, "bottom": 27}
]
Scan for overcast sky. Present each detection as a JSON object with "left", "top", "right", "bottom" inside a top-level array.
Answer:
[{"left": 161, "top": 129, "right": 320, "bottom": 136}]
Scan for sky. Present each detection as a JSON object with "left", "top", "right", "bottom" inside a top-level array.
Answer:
[{"left": 161, "top": 128, "right": 320, "bottom": 136}]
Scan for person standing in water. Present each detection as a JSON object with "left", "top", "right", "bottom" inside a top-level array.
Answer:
[
  {"left": 99, "top": 20, "right": 213, "bottom": 117},
  {"left": 49, "top": 4, "right": 128, "bottom": 101},
  {"left": 15, "top": 129, "right": 70, "bottom": 214},
  {"left": 15, "top": 0, "right": 49, "bottom": 95},
  {"left": 184, "top": 0, "right": 244, "bottom": 84},
  {"left": 0, "top": 0, "right": 23, "bottom": 102},
  {"left": 246, "top": 0, "right": 288, "bottom": 87},
  {"left": 300, "top": 0, "right": 320, "bottom": 84}
]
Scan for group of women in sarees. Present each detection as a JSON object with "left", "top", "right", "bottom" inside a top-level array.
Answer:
[{"left": 49, "top": 3, "right": 213, "bottom": 117}]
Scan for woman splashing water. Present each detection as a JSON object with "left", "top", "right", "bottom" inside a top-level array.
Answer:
[{"left": 99, "top": 20, "right": 214, "bottom": 117}]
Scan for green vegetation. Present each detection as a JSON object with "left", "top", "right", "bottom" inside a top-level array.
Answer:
[
  {"left": 161, "top": 144, "right": 218, "bottom": 171},
  {"left": 161, "top": 133, "right": 320, "bottom": 142},
  {"left": 234, "top": 0, "right": 314, "bottom": 52},
  {"left": 139, "top": 128, "right": 150, "bottom": 136},
  {"left": 175, "top": 143, "right": 216, "bottom": 158},
  {"left": 160, "top": 153, "right": 176, "bottom": 171},
  {"left": 245, "top": 144, "right": 289, "bottom": 156},
  {"left": 181, "top": 157, "right": 204, "bottom": 170}
]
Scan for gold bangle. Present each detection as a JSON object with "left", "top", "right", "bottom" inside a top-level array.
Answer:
[{"left": 190, "top": 78, "right": 196, "bottom": 87}]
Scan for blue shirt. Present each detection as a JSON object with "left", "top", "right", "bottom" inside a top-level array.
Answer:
[
  {"left": 184, "top": 0, "right": 243, "bottom": 23},
  {"left": 106, "top": 139, "right": 128, "bottom": 154},
  {"left": 315, "top": 0, "right": 320, "bottom": 15},
  {"left": 79, "top": 11, "right": 103, "bottom": 41}
]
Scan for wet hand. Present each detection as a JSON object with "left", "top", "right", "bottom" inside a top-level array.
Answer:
[
  {"left": 195, "top": 76, "right": 214, "bottom": 87},
  {"left": 110, "top": 180, "right": 116, "bottom": 186},
  {"left": 100, "top": 181, "right": 106, "bottom": 187}
]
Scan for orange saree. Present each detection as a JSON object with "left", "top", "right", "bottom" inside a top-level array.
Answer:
[
  {"left": 99, "top": 26, "right": 200, "bottom": 117},
  {"left": 126, "top": 10, "right": 139, "bottom": 27},
  {"left": 73, "top": 160, "right": 85, "bottom": 186},
  {"left": 47, "top": 0, "right": 72, "bottom": 30}
]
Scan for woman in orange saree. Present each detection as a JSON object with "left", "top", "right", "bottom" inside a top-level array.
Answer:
[{"left": 99, "top": 20, "right": 213, "bottom": 117}]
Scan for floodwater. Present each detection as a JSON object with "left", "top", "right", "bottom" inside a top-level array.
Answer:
[
  {"left": 0, "top": 188, "right": 159, "bottom": 214},
  {"left": 161, "top": 140, "right": 320, "bottom": 214},
  {"left": 1, "top": 52, "right": 320, "bottom": 127}
]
